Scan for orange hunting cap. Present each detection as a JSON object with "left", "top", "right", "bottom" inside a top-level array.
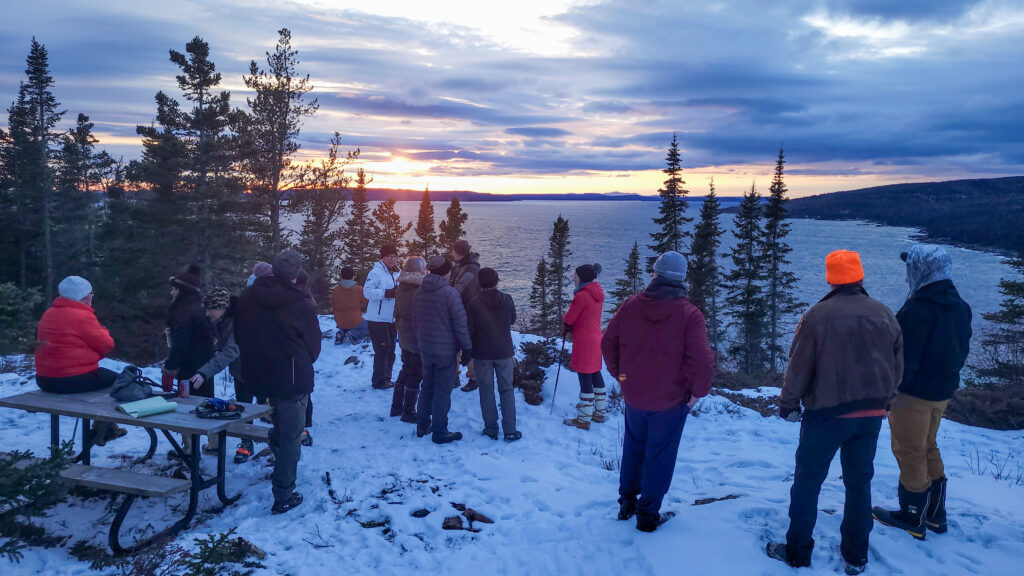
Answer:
[{"left": 825, "top": 250, "right": 864, "bottom": 285}]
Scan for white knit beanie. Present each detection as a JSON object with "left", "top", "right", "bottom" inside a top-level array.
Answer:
[{"left": 58, "top": 276, "right": 93, "bottom": 301}]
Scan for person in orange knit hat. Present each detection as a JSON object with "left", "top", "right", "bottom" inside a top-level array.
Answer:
[{"left": 767, "top": 249, "right": 903, "bottom": 575}]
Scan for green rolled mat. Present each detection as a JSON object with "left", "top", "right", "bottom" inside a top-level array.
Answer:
[{"left": 116, "top": 396, "right": 178, "bottom": 418}]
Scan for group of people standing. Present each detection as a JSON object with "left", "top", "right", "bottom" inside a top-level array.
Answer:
[{"left": 30, "top": 235, "right": 974, "bottom": 566}]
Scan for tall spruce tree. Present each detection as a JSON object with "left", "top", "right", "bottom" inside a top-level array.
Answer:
[
  {"left": 233, "top": 28, "right": 318, "bottom": 254},
  {"left": 724, "top": 182, "right": 768, "bottom": 375},
  {"left": 438, "top": 196, "right": 468, "bottom": 249},
  {"left": 528, "top": 258, "right": 555, "bottom": 336},
  {"left": 647, "top": 133, "right": 692, "bottom": 271},
  {"left": 9, "top": 40, "right": 65, "bottom": 301},
  {"left": 372, "top": 198, "right": 411, "bottom": 254},
  {"left": 761, "top": 147, "right": 803, "bottom": 372},
  {"left": 609, "top": 241, "right": 644, "bottom": 312},
  {"left": 407, "top": 188, "right": 439, "bottom": 257},
  {"left": 55, "top": 114, "right": 114, "bottom": 275},
  {"left": 974, "top": 256, "right": 1024, "bottom": 385},
  {"left": 688, "top": 178, "right": 726, "bottom": 353},
  {"left": 341, "top": 168, "right": 378, "bottom": 280},
  {"left": 546, "top": 215, "right": 573, "bottom": 322},
  {"left": 293, "top": 133, "right": 354, "bottom": 308}
]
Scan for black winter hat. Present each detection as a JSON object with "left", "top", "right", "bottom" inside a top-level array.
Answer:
[
  {"left": 380, "top": 244, "right": 399, "bottom": 258},
  {"left": 478, "top": 267, "right": 499, "bottom": 289},
  {"left": 273, "top": 250, "right": 302, "bottom": 282},
  {"left": 428, "top": 255, "right": 452, "bottom": 276},
  {"left": 340, "top": 266, "right": 355, "bottom": 280},
  {"left": 452, "top": 239, "right": 471, "bottom": 257},
  {"left": 170, "top": 263, "right": 203, "bottom": 293},
  {"left": 575, "top": 263, "right": 602, "bottom": 284}
]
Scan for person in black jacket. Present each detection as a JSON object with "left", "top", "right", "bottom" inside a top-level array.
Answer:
[
  {"left": 466, "top": 268, "right": 520, "bottom": 442},
  {"left": 874, "top": 245, "right": 972, "bottom": 539},
  {"left": 412, "top": 256, "right": 473, "bottom": 444},
  {"left": 234, "top": 251, "right": 322, "bottom": 515},
  {"left": 450, "top": 239, "right": 481, "bottom": 392},
  {"left": 391, "top": 257, "right": 426, "bottom": 422},
  {"left": 163, "top": 264, "right": 215, "bottom": 457}
]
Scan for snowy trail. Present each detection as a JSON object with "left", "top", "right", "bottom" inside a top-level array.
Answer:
[{"left": 2, "top": 317, "right": 1023, "bottom": 575}]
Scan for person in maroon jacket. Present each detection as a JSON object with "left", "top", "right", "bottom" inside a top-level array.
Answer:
[{"left": 601, "top": 251, "right": 714, "bottom": 533}]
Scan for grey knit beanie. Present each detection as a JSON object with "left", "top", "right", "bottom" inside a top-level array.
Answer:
[{"left": 653, "top": 251, "right": 688, "bottom": 283}]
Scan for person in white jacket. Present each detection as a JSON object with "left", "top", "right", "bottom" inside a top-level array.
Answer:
[{"left": 365, "top": 243, "right": 400, "bottom": 389}]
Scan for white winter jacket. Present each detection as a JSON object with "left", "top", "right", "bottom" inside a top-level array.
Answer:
[{"left": 363, "top": 260, "right": 399, "bottom": 323}]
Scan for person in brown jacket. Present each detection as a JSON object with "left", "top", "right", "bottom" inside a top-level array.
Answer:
[
  {"left": 767, "top": 250, "right": 903, "bottom": 576},
  {"left": 331, "top": 266, "right": 369, "bottom": 345}
]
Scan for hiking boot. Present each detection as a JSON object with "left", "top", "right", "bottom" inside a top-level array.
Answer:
[
  {"left": 432, "top": 431, "right": 463, "bottom": 444},
  {"left": 92, "top": 424, "right": 127, "bottom": 447},
  {"left": 390, "top": 383, "right": 405, "bottom": 417},
  {"left": 636, "top": 510, "right": 673, "bottom": 532},
  {"left": 873, "top": 484, "right": 930, "bottom": 540},
  {"left": 300, "top": 430, "right": 313, "bottom": 447},
  {"left": 482, "top": 429, "right": 498, "bottom": 440},
  {"left": 401, "top": 413, "right": 418, "bottom": 424},
  {"left": 271, "top": 492, "right": 304, "bottom": 515},
  {"left": 563, "top": 417, "right": 591, "bottom": 430},
  {"left": 618, "top": 495, "right": 638, "bottom": 520},
  {"left": 416, "top": 428, "right": 430, "bottom": 438},
  {"left": 844, "top": 560, "right": 866, "bottom": 575},
  {"left": 504, "top": 431, "right": 522, "bottom": 442},
  {"left": 372, "top": 380, "right": 394, "bottom": 390},
  {"left": 234, "top": 440, "right": 254, "bottom": 464},
  {"left": 765, "top": 542, "right": 793, "bottom": 566},
  {"left": 591, "top": 411, "right": 607, "bottom": 423},
  {"left": 926, "top": 477, "right": 948, "bottom": 534},
  {"left": 460, "top": 379, "right": 479, "bottom": 392}
]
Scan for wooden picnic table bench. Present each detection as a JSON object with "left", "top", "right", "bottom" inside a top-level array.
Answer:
[{"left": 0, "top": 389, "right": 271, "bottom": 554}]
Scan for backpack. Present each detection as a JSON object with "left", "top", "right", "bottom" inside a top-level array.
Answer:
[{"left": 110, "top": 365, "right": 159, "bottom": 402}]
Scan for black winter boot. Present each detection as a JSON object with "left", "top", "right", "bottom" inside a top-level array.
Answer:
[
  {"left": 872, "top": 484, "right": 930, "bottom": 540},
  {"left": 390, "top": 383, "right": 404, "bottom": 417},
  {"left": 400, "top": 388, "right": 419, "bottom": 423},
  {"left": 635, "top": 510, "right": 674, "bottom": 532},
  {"left": 617, "top": 495, "right": 637, "bottom": 521},
  {"left": 926, "top": 477, "right": 948, "bottom": 534}
]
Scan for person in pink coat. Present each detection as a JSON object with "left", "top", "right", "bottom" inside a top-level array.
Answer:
[{"left": 562, "top": 263, "right": 606, "bottom": 430}]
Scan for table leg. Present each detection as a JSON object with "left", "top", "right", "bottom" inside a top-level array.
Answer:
[
  {"left": 50, "top": 414, "right": 59, "bottom": 452},
  {"left": 141, "top": 428, "right": 158, "bottom": 462},
  {"left": 215, "top": 430, "right": 239, "bottom": 505},
  {"left": 80, "top": 418, "right": 91, "bottom": 465}
]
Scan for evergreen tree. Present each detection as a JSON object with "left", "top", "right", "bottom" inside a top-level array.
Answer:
[
  {"left": 647, "top": 133, "right": 692, "bottom": 271},
  {"left": 974, "top": 256, "right": 1024, "bottom": 385},
  {"left": 528, "top": 258, "right": 555, "bottom": 336},
  {"left": 293, "top": 133, "right": 354, "bottom": 308},
  {"left": 7, "top": 40, "right": 66, "bottom": 301},
  {"left": 688, "top": 178, "right": 726, "bottom": 353},
  {"left": 724, "top": 182, "right": 768, "bottom": 376},
  {"left": 438, "top": 196, "right": 468, "bottom": 249},
  {"left": 372, "top": 198, "right": 411, "bottom": 255},
  {"left": 546, "top": 215, "right": 572, "bottom": 322},
  {"left": 340, "top": 168, "right": 378, "bottom": 280},
  {"left": 609, "top": 241, "right": 644, "bottom": 312},
  {"left": 407, "top": 188, "right": 438, "bottom": 257},
  {"left": 761, "top": 147, "right": 803, "bottom": 372},
  {"left": 233, "top": 28, "right": 318, "bottom": 254},
  {"left": 55, "top": 114, "right": 115, "bottom": 275}
]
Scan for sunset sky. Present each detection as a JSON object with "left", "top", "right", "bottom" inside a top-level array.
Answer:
[{"left": 2, "top": 0, "right": 1023, "bottom": 197}]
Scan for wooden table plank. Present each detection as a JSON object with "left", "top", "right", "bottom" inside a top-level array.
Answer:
[
  {"left": 61, "top": 464, "right": 191, "bottom": 497},
  {"left": 0, "top": 389, "right": 271, "bottom": 435}
]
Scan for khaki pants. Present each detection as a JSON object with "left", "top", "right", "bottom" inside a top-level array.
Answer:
[
  {"left": 455, "top": 352, "right": 476, "bottom": 382},
  {"left": 888, "top": 393, "right": 948, "bottom": 492}
]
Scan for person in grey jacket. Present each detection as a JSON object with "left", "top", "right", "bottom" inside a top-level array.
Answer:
[
  {"left": 411, "top": 256, "right": 473, "bottom": 444},
  {"left": 391, "top": 257, "right": 426, "bottom": 422},
  {"left": 466, "top": 268, "right": 520, "bottom": 442}
]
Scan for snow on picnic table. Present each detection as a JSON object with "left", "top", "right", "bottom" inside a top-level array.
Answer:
[{"left": 1, "top": 316, "right": 1023, "bottom": 575}]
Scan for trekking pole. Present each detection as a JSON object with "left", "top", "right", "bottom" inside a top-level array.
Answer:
[{"left": 549, "top": 336, "right": 568, "bottom": 415}]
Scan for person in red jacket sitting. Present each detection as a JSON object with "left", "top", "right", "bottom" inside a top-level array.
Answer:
[
  {"left": 601, "top": 252, "right": 715, "bottom": 532},
  {"left": 34, "top": 275, "right": 126, "bottom": 445},
  {"left": 562, "top": 263, "right": 606, "bottom": 430}
]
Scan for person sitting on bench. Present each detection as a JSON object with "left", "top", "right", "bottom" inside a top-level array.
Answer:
[{"left": 34, "top": 275, "right": 126, "bottom": 445}]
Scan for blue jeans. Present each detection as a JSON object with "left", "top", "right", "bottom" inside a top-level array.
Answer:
[
  {"left": 786, "top": 416, "right": 882, "bottom": 567},
  {"left": 418, "top": 354, "right": 457, "bottom": 435},
  {"left": 619, "top": 402, "right": 689, "bottom": 516}
]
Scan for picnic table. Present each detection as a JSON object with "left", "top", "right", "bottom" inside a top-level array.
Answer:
[{"left": 0, "top": 388, "right": 272, "bottom": 554}]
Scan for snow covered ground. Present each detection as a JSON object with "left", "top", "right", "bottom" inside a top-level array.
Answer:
[{"left": 2, "top": 317, "right": 1023, "bottom": 575}]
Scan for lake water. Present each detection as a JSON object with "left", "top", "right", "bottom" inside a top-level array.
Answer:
[{"left": 287, "top": 200, "right": 1017, "bottom": 354}]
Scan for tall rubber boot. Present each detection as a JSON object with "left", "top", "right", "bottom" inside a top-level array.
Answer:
[
  {"left": 926, "top": 477, "right": 947, "bottom": 533},
  {"left": 401, "top": 387, "right": 419, "bottom": 423}
]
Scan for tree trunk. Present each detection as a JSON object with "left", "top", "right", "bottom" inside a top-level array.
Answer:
[{"left": 271, "top": 198, "right": 281, "bottom": 255}]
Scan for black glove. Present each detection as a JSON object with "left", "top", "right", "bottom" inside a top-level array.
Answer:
[
  {"left": 780, "top": 407, "right": 802, "bottom": 423},
  {"left": 561, "top": 323, "right": 572, "bottom": 337},
  {"left": 384, "top": 288, "right": 396, "bottom": 299},
  {"left": 460, "top": 352, "right": 472, "bottom": 367}
]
